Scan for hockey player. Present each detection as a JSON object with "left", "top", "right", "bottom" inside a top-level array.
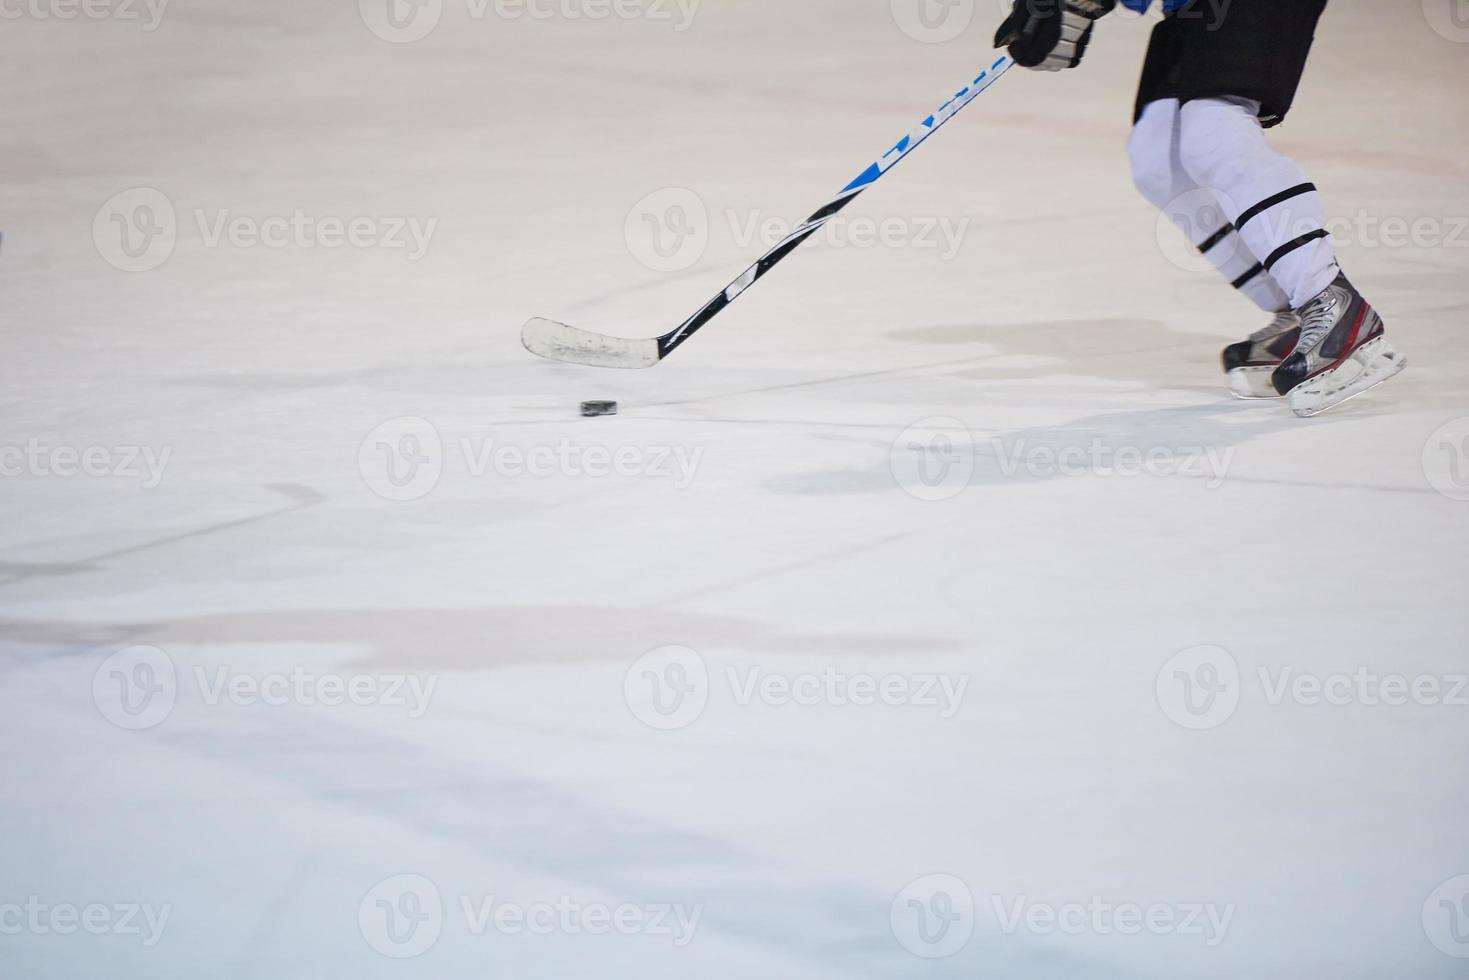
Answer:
[{"left": 994, "top": 0, "right": 1407, "bottom": 416}]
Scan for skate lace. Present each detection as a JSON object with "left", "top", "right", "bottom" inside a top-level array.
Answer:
[{"left": 1295, "top": 291, "right": 1341, "bottom": 353}]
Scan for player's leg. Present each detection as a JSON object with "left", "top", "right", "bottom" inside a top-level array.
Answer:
[
  {"left": 1170, "top": 0, "right": 1404, "bottom": 414},
  {"left": 1128, "top": 18, "right": 1297, "bottom": 399},
  {"left": 1176, "top": 97, "right": 1338, "bottom": 310},
  {"left": 1128, "top": 98, "right": 1291, "bottom": 314}
]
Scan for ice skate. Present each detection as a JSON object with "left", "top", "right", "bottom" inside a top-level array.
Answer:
[
  {"left": 1271, "top": 272, "right": 1407, "bottom": 417},
  {"left": 1222, "top": 311, "right": 1301, "bottom": 399}
]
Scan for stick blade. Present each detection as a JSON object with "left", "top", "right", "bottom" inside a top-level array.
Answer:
[{"left": 521, "top": 318, "right": 661, "bottom": 370}]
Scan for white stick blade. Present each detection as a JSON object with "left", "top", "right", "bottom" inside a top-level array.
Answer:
[{"left": 521, "top": 318, "right": 661, "bottom": 370}]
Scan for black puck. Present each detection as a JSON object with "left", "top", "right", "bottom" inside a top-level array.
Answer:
[{"left": 580, "top": 400, "right": 618, "bottom": 417}]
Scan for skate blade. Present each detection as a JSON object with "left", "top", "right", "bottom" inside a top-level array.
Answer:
[
  {"left": 1288, "top": 337, "right": 1407, "bottom": 418},
  {"left": 1227, "top": 366, "right": 1284, "bottom": 400}
]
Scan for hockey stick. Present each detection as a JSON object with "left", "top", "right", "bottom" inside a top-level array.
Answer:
[{"left": 522, "top": 54, "right": 1015, "bottom": 369}]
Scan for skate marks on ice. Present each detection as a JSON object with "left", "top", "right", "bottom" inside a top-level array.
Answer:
[
  {"left": 159, "top": 360, "right": 531, "bottom": 401},
  {"left": 760, "top": 323, "right": 1281, "bottom": 497},
  {"left": 763, "top": 317, "right": 1415, "bottom": 497},
  {"left": 770, "top": 401, "right": 1280, "bottom": 498},
  {"left": 0, "top": 603, "right": 957, "bottom": 675},
  {"left": 8, "top": 636, "right": 1122, "bottom": 980},
  {"left": 154, "top": 709, "right": 902, "bottom": 977},
  {"left": 793, "top": 400, "right": 1433, "bottom": 498},
  {"left": 0, "top": 483, "right": 324, "bottom": 587},
  {"left": 186, "top": 713, "right": 1132, "bottom": 979},
  {"left": 628, "top": 320, "right": 1193, "bottom": 421}
]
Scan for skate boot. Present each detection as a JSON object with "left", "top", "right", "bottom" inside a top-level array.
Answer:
[
  {"left": 1222, "top": 311, "right": 1301, "bottom": 399},
  {"left": 1271, "top": 272, "right": 1407, "bottom": 417}
]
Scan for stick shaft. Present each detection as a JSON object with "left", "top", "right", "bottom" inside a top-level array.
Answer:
[{"left": 657, "top": 54, "right": 1015, "bottom": 360}]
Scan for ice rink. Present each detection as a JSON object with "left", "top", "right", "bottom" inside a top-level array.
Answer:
[{"left": 3, "top": 1, "right": 1468, "bottom": 976}]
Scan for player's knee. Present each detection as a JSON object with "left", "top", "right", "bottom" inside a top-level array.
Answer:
[
  {"left": 1127, "top": 129, "right": 1173, "bottom": 209},
  {"left": 1127, "top": 106, "right": 1175, "bottom": 208},
  {"left": 1178, "top": 99, "right": 1262, "bottom": 189}
]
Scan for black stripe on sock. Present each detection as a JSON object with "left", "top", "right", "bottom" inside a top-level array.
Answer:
[
  {"left": 1196, "top": 224, "right": 1234, "bottom": 254},
  {"left": 1231, "top": 263, "right": 1265, "bottom": 290},
  {"left": 1236, "top": 183, "right": 1317, "bottom": 232},
  {"left": 1264, "top": 229, "right": 1330, "bottom": 271}
]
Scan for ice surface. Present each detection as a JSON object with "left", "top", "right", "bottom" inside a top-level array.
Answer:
[{"left": 1, "top": 2, "right": 1467, "bottom": 978}]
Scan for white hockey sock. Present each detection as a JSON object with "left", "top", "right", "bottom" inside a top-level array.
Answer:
[
  {"left": 1129, "top": 99, "right": 1291, "bottom": 314},
  {"left": 1176, "top": 97, "right": 1340, "bottom": 308}
]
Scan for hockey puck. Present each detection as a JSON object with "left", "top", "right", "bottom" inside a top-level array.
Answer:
[{"left": 580, "top": 400, "right": 618, "bottom": 418}]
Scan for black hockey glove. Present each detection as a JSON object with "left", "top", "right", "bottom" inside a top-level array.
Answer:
[{"left": 995, "top": 0, "right": 1115, "bottom": 71}]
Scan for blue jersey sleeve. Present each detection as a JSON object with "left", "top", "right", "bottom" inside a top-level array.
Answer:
[{"left": 1122, "top": 0, "right": 1190, "bottom": 11}]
